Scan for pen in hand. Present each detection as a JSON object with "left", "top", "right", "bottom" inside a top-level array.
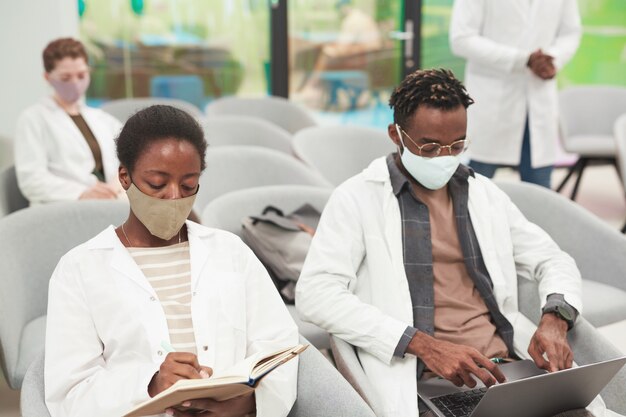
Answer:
[{"left": 161, "top": 340, "right": 211, "bottom": 379}]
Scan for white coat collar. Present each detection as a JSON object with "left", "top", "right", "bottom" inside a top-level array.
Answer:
[
  {"left": 40, "top": 95, "right": 88, "bottom": 113},
  {"left": 86, "top": 221, "right": 215, "bottom": 295},
  {"left": 361, "top": 156, "right": 392, "bottom": 184}
]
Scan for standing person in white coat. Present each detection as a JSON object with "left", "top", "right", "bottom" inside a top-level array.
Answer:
[
  {"left": 296, "top": 69, "right": 616, "bottom": 417},
  {"left": 44, "top": 105, "right": 298, "bottom": 417},
  {"left": 15, "top": 37, "right": 123, "bottom": 204},
  {"left": 449, "top": 0, "right": 582, "bottom": 188}
]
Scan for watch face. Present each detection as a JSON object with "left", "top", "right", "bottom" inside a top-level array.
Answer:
[{"left": 557, "top": 306, "right": 573, "bottom": 321}]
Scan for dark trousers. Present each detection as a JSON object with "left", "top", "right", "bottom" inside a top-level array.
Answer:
[{"left": 469, "top": 116, "right": 553, "bottom": 188}]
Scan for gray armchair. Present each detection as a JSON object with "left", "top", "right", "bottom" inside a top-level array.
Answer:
[
  {"left": 202, "top": 185, "right": 334, "bottom": 350},
  {"left": 495, "top": 180, "right": 626, "bottom": 328},
  {"left": 292, "top": 126, "right": 396, "bottom": 186},
  {"left": 100, "top": 97, "right": 205, "bottom": 123},
  {"left": 195, "top": 147, "right": 332, "bottom": 214},
  {"left": 201, "top": 115, "right": 293, "bottom": 154},
  {"left": 0, "top": 200, "right": 129, "bottom": 389},
  {"left": 0, "top": 165, "right": 28, "bottom": 217},
  {"left": 205, "top": 96, "right": 317, "bottom": 135},
  {"left": 21, "top": 336, "right": 376, "bottom": 417}
]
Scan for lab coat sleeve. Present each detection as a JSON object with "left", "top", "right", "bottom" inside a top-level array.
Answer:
[
  {"left": 449, "top": 0, "right": 529, "bottom": 74},
  {"left": 544, "top": 0, "right": 582, "bottom": 70},
  {"left": 296, "top": 188, "right": 409, "bottom": 365},
  {"left": 499, "top": 186, "right": 583, "bottom": 315},
  {"left": 44, "top": 254, "right": 159, "bottom": 417},
  {"left": 241, "top": 243, "right": 298, "bottom": 417},
  {"left": 14, "top": 111, "right": 89, "bottom": 203}
]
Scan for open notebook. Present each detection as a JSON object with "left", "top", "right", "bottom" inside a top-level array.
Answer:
[{"left": 124, "top": 344, "right": 308, "bottom": 417}]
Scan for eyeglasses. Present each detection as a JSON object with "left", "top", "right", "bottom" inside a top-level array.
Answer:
[{"left": 397, "top": 125, "right": 469, "bottom": 159}]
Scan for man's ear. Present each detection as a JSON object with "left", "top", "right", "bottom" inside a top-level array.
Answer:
[
  {"left": 388, "top": 123, "right": 402, "bottom": 150},
  {"left": 118, "top": 165, "right": 131, "bottom": 191}
]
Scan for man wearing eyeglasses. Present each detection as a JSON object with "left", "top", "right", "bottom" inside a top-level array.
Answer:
[{"left": 296, "top": 69, "right": 610, "bottom": 416}]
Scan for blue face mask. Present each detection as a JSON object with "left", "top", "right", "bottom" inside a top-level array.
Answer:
[{"left": 396, "top": 125, "right": 460, "bottom": 190}]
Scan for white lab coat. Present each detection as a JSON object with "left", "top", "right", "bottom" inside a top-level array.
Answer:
[
  {"left": 14, "top": 96, "right": 123, "bottom": 204},
  {"left": 449, "top": 0, "right": 582, "bottom": 168},
  {"left": 45, "top": 221, "right": 298, "bottom": 417},
  {"left": 296, "top": 157, "right": 614, "bottom": 417}
]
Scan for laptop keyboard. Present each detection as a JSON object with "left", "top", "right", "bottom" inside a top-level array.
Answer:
[{"left": 430, "top": 387, "right": 488, "bottom": 417}]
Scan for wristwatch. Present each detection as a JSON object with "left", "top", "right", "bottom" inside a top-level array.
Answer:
[{"left": 542, "top": 304, "right": 575, "bottom": 330}]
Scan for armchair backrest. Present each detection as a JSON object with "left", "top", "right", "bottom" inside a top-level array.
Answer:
[
  {"left": 0, "top": 200, "right": 128, "bottom": 388},
  {"left": 205, "top": 96, "right": 317, "bottom": 135},
  {"left": 495, "top": 180, "right": 626, "bottom": 293},
  {"left": 292, "top": 126, "right": 395, "bottom": 186},
  {"left": 101, "top": 97, "right": 204, "bottom": 123},
  {"left": 0, "top": 165, "right": 28, "bottom": 217}
]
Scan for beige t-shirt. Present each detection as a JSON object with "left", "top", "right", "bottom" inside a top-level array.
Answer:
[
  {"left": 128, "top": 242, "right": 197, "bottom": 354},
  {"left": 412, "top": 183, "right": 509, "bottom": 359}
]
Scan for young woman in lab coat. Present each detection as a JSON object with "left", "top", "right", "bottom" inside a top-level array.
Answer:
[
  {"left": 44, "top": 105, "right": 299, "bottom": 417},
  {"left": 14, "top": 37, "right": 123, "bottom": 204}
]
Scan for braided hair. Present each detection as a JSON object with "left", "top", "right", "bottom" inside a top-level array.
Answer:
[{"left": 389, "top": 68, "right": 474, "bottom": 129}]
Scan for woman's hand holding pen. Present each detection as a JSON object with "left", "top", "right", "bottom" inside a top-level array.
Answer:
[{"left": 148, "top": 352, "right": 213, "bottom": 397}]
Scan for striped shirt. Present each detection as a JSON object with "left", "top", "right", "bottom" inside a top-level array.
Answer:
[{"left": 128, "top": 242, "right": 197, "bottom": 354}]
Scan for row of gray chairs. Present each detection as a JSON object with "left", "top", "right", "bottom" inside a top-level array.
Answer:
[{"left": 100, "top": 95, "right": 317, "bottom": 136}]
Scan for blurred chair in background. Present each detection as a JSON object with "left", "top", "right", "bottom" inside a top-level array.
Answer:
[
  {"left": 614, "top": 113, "right": 626, "bottom": 233},
  {"left": 292, "top": 125, "right": 395, "bottom": 186},
  {"left": 555, "top": 86, "right": 626, "bottom": 200},
  {"left": 0, "top": 201, "right": 128, "bottom": 390},
  {"left": 202, "top": 115, "right": 293, "bottom": 154},
  {"left": 205, "top": 96, "right": 317, "bottom": 134},
  {"left": 195, "top": 146, "right": 332, "bottom": 213},
  {"left": 0, "top": 165, "right": 29, "bottom": 218},
  {"left": 100, "top": 97, "right": 204, "bottom": 123},
  {"left": 202, "top": 185, "right": 333, "bottom": 350},
  {"left": 0, "top": 135, "right": 13, "bottom": 171}
]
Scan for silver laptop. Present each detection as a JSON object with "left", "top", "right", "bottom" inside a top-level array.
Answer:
[{"left": 417, "top": 356, "right": 626, "bottom": 417}]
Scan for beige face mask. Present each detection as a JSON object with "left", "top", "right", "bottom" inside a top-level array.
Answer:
[{"left": 126, "top": 183, "right": 197, "bottom": 240}]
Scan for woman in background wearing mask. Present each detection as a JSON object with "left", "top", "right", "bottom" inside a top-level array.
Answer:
[
  {"left": 44, "top": 105, "right": 299, "bottom": 417},
  {"left": 14, "top": 37, "right": 123, "bottom": 204}
]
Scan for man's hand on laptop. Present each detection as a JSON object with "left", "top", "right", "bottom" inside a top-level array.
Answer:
[
  {"left": 408, "top": 332, "right": 506, "bottom": 388},
  {"left": 528, "top": 313, "right": 573, "bottom": 373}
]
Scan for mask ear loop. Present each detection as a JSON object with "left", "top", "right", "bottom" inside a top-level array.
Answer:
[{"left": 395, "top": 124, "right": 406, "bottom": 155}]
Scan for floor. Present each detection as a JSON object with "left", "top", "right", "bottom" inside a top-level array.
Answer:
[{"left": 2, "top": 165, "right": 626, "bottom": 416}]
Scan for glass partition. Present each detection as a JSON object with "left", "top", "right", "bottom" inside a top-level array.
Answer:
[
  {"left": 288, "top": 0, "right": 405, "bottom": 124},
  {"left": 79, "top": 0, "right": 270, "bottom": 108}
]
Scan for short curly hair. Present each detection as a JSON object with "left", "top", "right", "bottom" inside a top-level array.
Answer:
[
  {"left": 389, "top": 68, "right": 474, "bottom": 128},
  {"left": 116, "top": 105, "right": 207, "bottom": 175},
  {"left": 42, "top": 38, "right": 88, "bottom": 73}
]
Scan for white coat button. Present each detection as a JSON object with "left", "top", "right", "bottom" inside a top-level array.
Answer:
[
  {"left": 203, "top": 345, "right": 208, "bottom": 351},
  {"left": 192, "top": 292, "right": 197, "bottom": 297},
  {"left": 157, "top": 350, "right": 163, "bottom": 356},
  {"left": 150, "top": 296, "right": 156, "bottom": 301}
]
